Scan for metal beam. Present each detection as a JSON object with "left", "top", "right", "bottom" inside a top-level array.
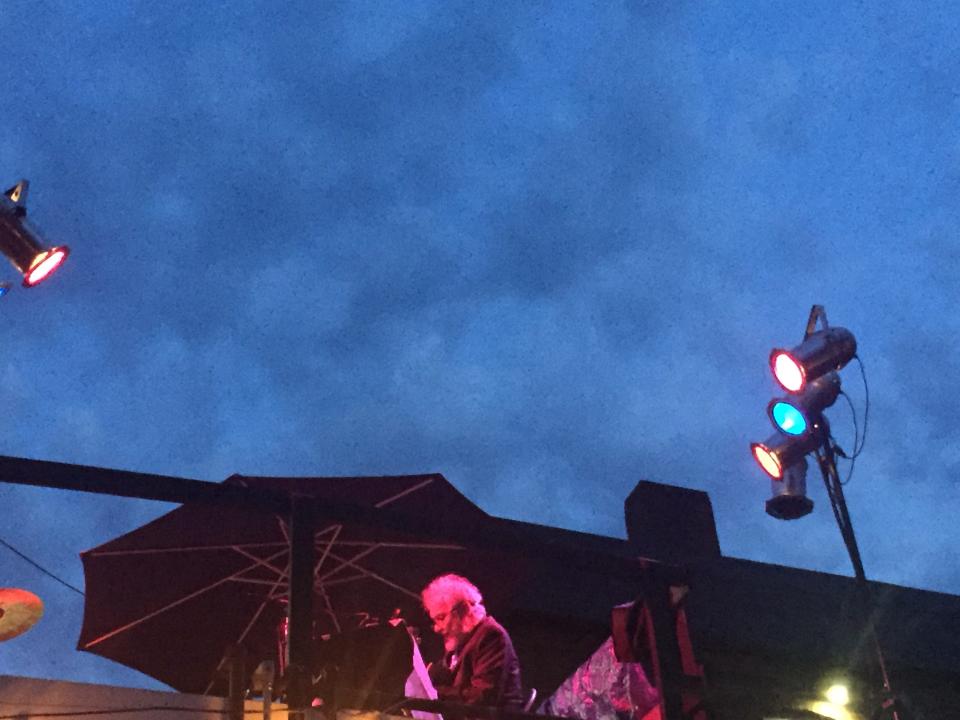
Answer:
[{"left": 0, "top": 454, "right": 290, "bottom": 511}]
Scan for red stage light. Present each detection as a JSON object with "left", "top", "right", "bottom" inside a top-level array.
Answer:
[
  {"left": 2, "top": 180, "right": 72, "bottom": 289},
  {"left": 23, "top": 247, "right": 69, "bottom": 287},
  {"left": 769, "top": 327, "right": 856, "bottom": 395},
  {"left": 771, "top": 351, "right": 805, "bottom": 393}
]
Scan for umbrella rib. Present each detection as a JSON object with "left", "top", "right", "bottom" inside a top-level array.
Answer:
[
  {"left": 81, "top": 548, "right": 288, "bottom": 649},
  {"left": 233, "top": 546, "right": 289, "bottom": 582},
  {"left": 203, "top": 573, "right": 286, "bottom": 697},
  {"left": 317, "top": 544, "right": 379, "bottom": 582},
  {"left": 319, "top": 585, "right": 341, "bottom": 634},
  {"left": 236, "top": 586, "right": 281, "bottom": 646},
  {"left": 374, "top": 477, "right": 435, "bottom": 508},
  {"left": 231, "top": 577, "right": 289, "bottom": 587},
  {"left": 308, "top": 540, "right": 468, "bottom": 550},
  {"left": 315, "top": 573, "right": 370, "bottom": 588},
  {"left": 314, "top": 524, "right": 342, "bottom": 580},
  {"left": 312, "top": 542, "right": 465, "bottom": 589},
  {"left": 315, "top": 541, "right": 466, "bottom": 585},
  {"left": 319, "top": 546, "right": 421, "bottom": 600},
  {"left": 276, "top": 513, "right": 290, "bottom": 544},
  {"left": 87, "top": 542, "right": 288, "bottom": 556},
  {"left": 364, "top": 541, "right": 465, "bottom": 550},
  {"left": 276, "top": 515, "right": 341, "bottom": 545}
]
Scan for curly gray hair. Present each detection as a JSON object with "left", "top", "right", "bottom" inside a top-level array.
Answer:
[{"left": 421, "top": 573, "right": 484, "bottom": 615}]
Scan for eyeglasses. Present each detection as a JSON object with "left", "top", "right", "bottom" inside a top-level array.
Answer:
[{"left": 429, "top": 601, "right": 466, "bottom": 625}]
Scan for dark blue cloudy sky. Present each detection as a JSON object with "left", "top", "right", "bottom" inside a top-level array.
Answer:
[{"left": 2, "top": 0, "right": 959, "bottom": 689}]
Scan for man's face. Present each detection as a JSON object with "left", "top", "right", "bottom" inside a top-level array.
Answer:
[{"left": 426, "top": 599, "right": 466, "bottom": 651}]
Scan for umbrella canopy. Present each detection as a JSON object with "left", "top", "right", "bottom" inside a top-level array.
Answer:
[{"left": 78, "top": 473, "right": 512, "bottom": 695}]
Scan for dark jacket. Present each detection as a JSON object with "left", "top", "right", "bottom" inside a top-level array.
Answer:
[{"left": 429, "top": 615, "right": 523, "bottom": 709}]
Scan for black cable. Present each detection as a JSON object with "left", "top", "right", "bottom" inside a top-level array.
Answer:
[
  {"left": 833, "top": 354, "right": 869, "bottom": 486},
  {"left": 840, "top": 452, "right": 856, "bottom": 486},
  {"left": 853, "top": 354, "right": 869, "bottom": 457},
  {"left": 0, "top": 536, "right": 84, "bottom": 596},
  {"left": 822, "top": 443, "right": 857, "bottom": 559},
  {"left": 837, "top": 391, "right": 859, "bottom": 486},
  {"left": 839, "top": 390, "right": 859, "bottom": 455}
]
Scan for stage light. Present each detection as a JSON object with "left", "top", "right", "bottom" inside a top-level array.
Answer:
[
  {"left": 0, "top": 180, "right": 71, "bottom": 287},
  {"left": 23, "top": 247, "right": 69, "bottom": 286},
  {"left": 803, "top": 681, "right": 855, "bottom": 720},
  {"left": 769, "top": 401, "right": 807, "bottom": 436},
  {"left": 770, "top": 327, "right": 856, "bottom": 394},
  {"left": 751, "top": 430, "right": 822, "bottom": 481},
  {"left": 767, "top": 373, "right": 841, "bottom": 438},
  {"left": 752, "top": 308, "right": 859, "bottom": 521},
  {"left": 825, "top": 684, "right": 849, "bottom": 706},
  {"left": 771, "top": 351, "right": 805, "bottom": 393},
  {"left": 752, "top": 442, "right": 785, "bottom": 480},
  {"left": 764, "top": 457, "right": 813, "bottom": 520}
]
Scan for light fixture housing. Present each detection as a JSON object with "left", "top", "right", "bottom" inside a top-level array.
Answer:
[
  {"left": 770, "top": 327, "right": 856, "bottom": 394},
  {"left": 751, "top": 428, "right": 824, "bottom": 481},
  {"left": 765, "top": 457, "right": 813, "bottom": 520},
  {"left": 0, "top": 180, "right": 71, "bottom": 287}
]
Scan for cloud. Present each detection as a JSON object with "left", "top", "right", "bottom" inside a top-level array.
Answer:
[{"left": 3, "top": 0, "right": 960, "bottom": 690}]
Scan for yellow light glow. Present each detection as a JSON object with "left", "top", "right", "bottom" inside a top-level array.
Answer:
[
  {"left": 753, "top": 444, "right": 783, "bottom": 479},
  {"left": 825, "top": 684, "right": 850, "bottom": 706},
  {"left": 806, "top": 700, "right": 857, "bottom": 720}
]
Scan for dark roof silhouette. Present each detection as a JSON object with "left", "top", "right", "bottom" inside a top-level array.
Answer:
[{"left": 66, "top": 467, "right": 960, "bottom": 716}]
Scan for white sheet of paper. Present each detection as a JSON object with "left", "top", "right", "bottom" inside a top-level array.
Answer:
[{"left": 404, "top": 630, "right": 442, "bottom": 720}]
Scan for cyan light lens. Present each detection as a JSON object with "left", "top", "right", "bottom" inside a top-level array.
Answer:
[{"left": 771, "top": 401, "right": 807, "bottom": 436}]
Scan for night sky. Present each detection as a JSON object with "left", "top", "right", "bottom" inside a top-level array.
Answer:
[{"left": 2, "top": 1, "right": 959, "bottom": 690}]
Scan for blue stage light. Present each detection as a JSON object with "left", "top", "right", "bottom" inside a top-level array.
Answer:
[{"left": 770, "top": 401, "right": 807, "bottom": 435}]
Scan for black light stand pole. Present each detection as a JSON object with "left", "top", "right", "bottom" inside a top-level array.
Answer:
[{"left": 814, "top": 442, "right": 902, "bottom": 720}]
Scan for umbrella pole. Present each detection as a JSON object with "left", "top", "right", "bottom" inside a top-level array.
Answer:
[
  {"left": 226, "top": 644, "right": 247, "bottom": 720},
  {"left": 287, "top": 496, "right": 316, "bottom": 716}
]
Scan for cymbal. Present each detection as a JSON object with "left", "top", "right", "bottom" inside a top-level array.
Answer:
[{"left": 0, "top": 588, "right": 44, "bottom": 642}]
